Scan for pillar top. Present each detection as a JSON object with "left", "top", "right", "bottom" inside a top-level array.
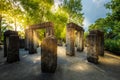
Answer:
[
  {"left": 67, "top": 22, "right": 84, "bottom": 31},
  {"left": 4, "top": 30, "right": 18, "bottom": 37},
  {"left": 29, "top": 22, "right": 53, "bottom": 30},
  {"left": 90, "top": 30, "right": 104, "bottom": 36}
]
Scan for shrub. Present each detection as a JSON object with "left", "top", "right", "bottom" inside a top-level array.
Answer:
[{"left": 104, "top": 39, "right": 120, "bottom": 55}]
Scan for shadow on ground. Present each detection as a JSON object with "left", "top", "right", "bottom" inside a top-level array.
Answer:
[{"left": 0, "top": 46, "right": 120, "bottom": 80}]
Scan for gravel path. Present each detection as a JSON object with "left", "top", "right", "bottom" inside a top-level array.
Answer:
[{"left": 0, "top": 46, "right": 120, "bottom": 80}]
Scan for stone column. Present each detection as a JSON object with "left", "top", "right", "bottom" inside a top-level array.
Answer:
[
  {"left": 46, "top": 27, "right": 54, "bottom": 37},
  {"left": 4, "top": 33, "right": 7, "bottom": 57},
  {"left": 76, "top": 30, "right": 84, "bottom": 51},
  {"left": 4, "top": 30, "right": 18, "bottom": 57},
  {"left": 29, "top": 29, "right": 36, "bottom": 54},
  {"left": 25, "top": 29, "right": 28, "bottom": 50},
  {"left": 66, "top": 27, "right": 75, "bottom": 56},
  {"left": 19, "top": 38, "right": 25, "bottom": 49},
  {"left": 90, "top": 30, "right": 104, "bottom": 56},
  {"left": 87, "top": 34, "right": 99, "bottom": 64},
  {"left": 99, "top": 32, "right": 104, "bottom": 56},
  {"left": 33, "top": 30, "right": 38, "bottom": 51},
  {"left": 7, "top": 35, "right": 19, "bottom": 63},
  {"left": 41, "top": 36, "right": 57, "bottom": 73}
]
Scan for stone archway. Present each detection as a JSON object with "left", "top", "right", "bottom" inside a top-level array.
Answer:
[
  {"left": 25, "top": 22, "right": 54, "bottom": 54},
  {"left": 25, "top": 22, "right": 57, "bottom": 73},
  {"left": 66, "top": 22, "right": 84, "bottom": 56}
]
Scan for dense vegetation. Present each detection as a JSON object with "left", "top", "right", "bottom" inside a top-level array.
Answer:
[
  {"left": 89, "top": 0, "right": 120, "bottom": 54},
  {"left": 0, "top": 0, "right": 83, "bottom": 41}
]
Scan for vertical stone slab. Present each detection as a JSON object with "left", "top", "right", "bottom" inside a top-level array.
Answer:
[
  {"left": 7, "top": 35, "right": 19, "bottom": 63},
  {"left": 4, "top": 33, "right": 7, "bottom": 57},
  {"left": 90, "top": 30, "right": 104, "bottom": 56},
  {"left": 46, "top": 27, "right": 54, "bottom": 37},
  {"left": 33, "top": 30, "right": 39, "bottom": 51},
  {"left": 41, "top": 36, "right": 57, "bottom": 73},
  {"left": 76, "top": 30, "right": 84, "bottom": 51},
  {"left": 4, "top": 30, "right": 18, "bottom": 57},
  {"left": 87, "top": 34, "right": 99, "bottom": 64},
  {"left": 29, "top": 29, "right": 36, "bottom": 54},
  {"left": 19, "top": 38, "right": 25, "bottom": 49},
  {"left": 66, "top": 27, "right": 75, "bottom": 56},
  {"left": 25, "top": 29, "right": 29, "bottom": 50}
]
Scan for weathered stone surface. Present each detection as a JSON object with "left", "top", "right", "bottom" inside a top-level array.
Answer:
[
  {"left": 19, "top": 38, "right": 25, "bottom": 49},
  {"left": 66, "top": 22, "right": 84, "bottom": 56},
  {"left": 4, "top": 30, "right": 18, "bottom": 57},
  {"left": 76, "top": 31, "right": 84, "bottom": 52},
  {"left": 41, "top": 36, "right": 57, "bottom": 73},
  {"left": 25, "top": 29, "right": 30, "bottom": 50},
  {"left": 33, "top": 30, "right": 39, "bottom": 51},
  {"left": 87, "top": 34, "right": 99, "bottom": 64},
  {"left": 29, "top": 29, "right": 36, "bottom": 54},
  {"left": 90, "top": 30, "right": 104, "bottom": 56},
  {"left": 66, "top": 27, "right": 75, "bottom": 56},
  {"left": 7, "top": 35, "right": 19, "bottom": 63}
]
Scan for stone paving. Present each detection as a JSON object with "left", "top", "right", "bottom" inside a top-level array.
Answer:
[{"left": 0, "top": 46, "right": 120, "bottom": 80}]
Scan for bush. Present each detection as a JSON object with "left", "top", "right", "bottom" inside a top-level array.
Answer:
[{"left": 104, "top": 39, "right": 120, "bottom": 55}]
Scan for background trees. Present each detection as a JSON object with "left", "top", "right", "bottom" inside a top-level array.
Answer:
[
  {"left": 88, "top": 0, "right": 120, "bottom": 54},
  {"left": 0, "top": 0, "right": 83, "bottom": 42}
]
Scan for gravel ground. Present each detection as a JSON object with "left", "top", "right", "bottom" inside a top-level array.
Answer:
[{"left": 0, "top": 46, "right": 120, "bottom": 80}]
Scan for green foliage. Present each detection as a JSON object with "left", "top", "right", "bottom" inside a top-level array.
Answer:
[
  {"left": 105, "top": 39, "right": 120, "bottom": 54},
  {"left": 62, "top": 0, "right": 84, "bottom": 25},
  {"left": 0, "top": 0, "right": 84, "bottom": 41}
]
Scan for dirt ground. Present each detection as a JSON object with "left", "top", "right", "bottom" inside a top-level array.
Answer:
[{"left": 0, "top": 46, "right": 120, "bottom": 80}]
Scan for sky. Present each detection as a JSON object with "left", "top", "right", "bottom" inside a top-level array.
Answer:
[
  {"left": 81, "top": 0, "right": 110, "bottom": 31},
  {"left": 54, "top": 0, "right": 110, "bottom": 31}
]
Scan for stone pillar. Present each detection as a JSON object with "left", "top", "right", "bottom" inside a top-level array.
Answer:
[
  {"left": 25, "top": 29, "right": 30, "bottom": 50},
  {"left": 87, "top": 34, "right": 99, "bottom": 64},
  {"left": 66, "top": 27, "right": 75, "bottom": 56},
  {"left": 29, "top": 29, "right": 36, "bottom": 54},
  {"left": 41, "top": 36, "right": 57, "bottom": 73},
  {"left": 76, "top": 30, "right": 84, "bottom": 51},
  {"left": 33, "top": 30, "right": 38, "bottom": 51},
  {"left": 4, "top": 30, "right": 18, "bottom": 57},
  {"left": 46, "top": 27, "right": 54, "bottom": 37},
  {"left": 19, "top": 38, "right": 25, "bottom": 49},
  {"left": 7, "top": 35, "right": 19, "bottom": 63},
  {"left": 4, "top": 34, "right": 7, "bottom": 57},
  {"left": 90, "top": 30, "right": 104, "bottom": 56}
]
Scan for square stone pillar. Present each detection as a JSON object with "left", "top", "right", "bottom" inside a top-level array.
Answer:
[
  {"left": 25, "top": 29, "right": 30, "bottom": 50},
  {"left": 29, "top": 29, "right": 36, "bottom": 54},
  {"left": 45, "top": 27, "right": 54, "bottom": 37},
  {"left": 41, "top": 36, "right": 57, "bottom": 73},
  {"left": 90, "top": 30, "right": 104, "bottom": 56},
  {"left": 66, "top": 27, "right": 75, "bottom": 56},
  {"left": 4, "top": 30, "right": 18, "bottom": 57},
  {"left": 7, "top": 35, "right": 19, "bottom": 63},
  {"left": 33, "top": 30, "right": 39, "bottom": 51},
  {"left": 87, "top": 34, "right": 99, "bottom": 64},
  {"left": 76, "top": 31, "right": 84, "bottom": 51}
]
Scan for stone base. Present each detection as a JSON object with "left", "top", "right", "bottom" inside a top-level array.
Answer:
[
  {"left": 87, "top": 57, "right": 98, "bottom": 64},
  {"left": 29, "top": 49, "right": 37, "bottom": 54},
  {"left": 66, "top": 52, "right": 75, "bottom": 56},
  {"left": 77, "top": 48, "right": 83, "bottom": 52}
]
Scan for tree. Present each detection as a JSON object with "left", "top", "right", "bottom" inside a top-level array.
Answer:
[
  {"left": 88, "top": 0, "right": 120, "bottom": 53},
  {"left": 62, "top": 0, "right": 84, "bottom": 25}
]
